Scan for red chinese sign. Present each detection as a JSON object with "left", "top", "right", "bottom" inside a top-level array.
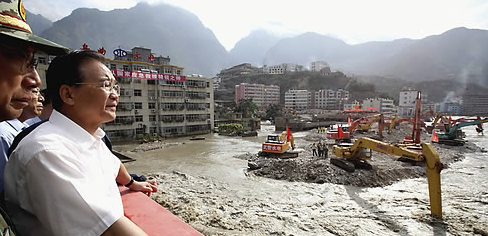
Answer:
[
  {"left": 111, "top": 70, "right": 186, "bottom": 82},
  {"left": 98, "top": 47, "right": 106, "bottom": 55},
  {"left": 262, "top": 143, "right": 283, "bottom": 153},
  {"left": 133, "top": 52, "right": 141, "bottom": 60},
  {"left": 81, "top": 43, "right": 90, "bottom": 50}
]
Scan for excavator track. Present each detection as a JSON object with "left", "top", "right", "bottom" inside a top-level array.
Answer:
[{"left": 330, "top": 157, "right": 355, "bottom": 172}]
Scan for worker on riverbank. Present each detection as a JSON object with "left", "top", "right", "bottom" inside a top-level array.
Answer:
[{"left": 310, "top": 143, "right": 317, "bottom": 156}]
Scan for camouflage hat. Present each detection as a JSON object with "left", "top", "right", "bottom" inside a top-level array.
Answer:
[{"left": 0, "top": 0, "right": 69, "bottom": 55}]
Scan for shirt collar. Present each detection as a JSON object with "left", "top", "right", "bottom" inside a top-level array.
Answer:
[
  {"left": 50, "top": 110, "right": 106, "bottom": 148},
  {"left": 6, "top": 119, "right": 27, "bottom": 132}
]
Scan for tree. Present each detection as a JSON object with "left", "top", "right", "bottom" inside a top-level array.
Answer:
[
  {"left": 264, "top": 103, "right": 282, "bottom": 122},
  {"left": 235, "top": 98, "right": 258, "bottom": 117}
]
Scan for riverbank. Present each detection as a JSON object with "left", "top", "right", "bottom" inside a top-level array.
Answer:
[{"left": 120, "top": 125, "right": 488, "bottom": 235}]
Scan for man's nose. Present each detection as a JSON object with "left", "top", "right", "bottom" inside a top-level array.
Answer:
[{"left": 22, "top": 68, "right": 42, "bottom": 92}]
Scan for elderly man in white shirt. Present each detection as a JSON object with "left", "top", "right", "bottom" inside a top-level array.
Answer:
[{"left": 4, "top": 50, "right": 157, "bottom": 236}]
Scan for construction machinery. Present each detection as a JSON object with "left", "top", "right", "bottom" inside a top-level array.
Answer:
[
  {"left": 326, "top": 123, "right": 352, "bottom": 142},
  {"left": 331, "top": 137, "right": 443, "bottom": 218},
  {"left": 326, "top": 114, "right": 385, "bottom": 142},
  {"left": 433, "top": 118, "right": 488, "bottom": 146},
  {"left": 259, "top": 131, "right": 298, "bottom": 158}
]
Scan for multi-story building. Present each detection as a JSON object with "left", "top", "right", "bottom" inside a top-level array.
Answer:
[
  {"left": 263, "top": 64, "right": 284, "bottom": 74},
  {"left": 441, "top": 101, "right": 462, "bottom": 115},
  {"left": 362, "top": 98, "right": 395, "bottom": 114},
  {"left": 235, "top": 83, "right": 280, "bottom": 110},
  {"left": 285, "top": 89, "right": 311, "bottom": 110},
  {"left": 100, "top": 47, "right": 214, "bottom": 140},
  {"left": 344, "top": 100, "right": 361, "bottom": 111},
  {"left": 463, "top": 94, "right": 488, "bottom": 115},
  {"left": 398, "top": 89, "right": 420, "bottom": 117},
  {"left": 263, "top": 63, "right": 301, "bottom": 74},
  {"left": 309, "top": 61, "right": 330, "bottom": 73},
  {"left": 213, "top": 77, "right": 222, "bottom": 90},
  {"left": 314, "top": 89, "right": 349, "bottom": 110}
]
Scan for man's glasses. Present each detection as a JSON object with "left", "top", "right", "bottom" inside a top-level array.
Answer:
[{"left": 75, "top": 80, "right": 120, "bottom": 95}]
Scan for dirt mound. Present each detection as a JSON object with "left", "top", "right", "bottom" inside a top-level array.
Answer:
[{"left": 245, "top": 124, "right": 480, "bottom": 187}]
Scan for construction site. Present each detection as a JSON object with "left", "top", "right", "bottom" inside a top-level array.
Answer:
[{"left": 121, "top": 100, "right": 488, "bottom": 235}]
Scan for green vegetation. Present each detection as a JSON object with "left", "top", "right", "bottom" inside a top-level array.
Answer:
[
  {"left": 234, "top": 98, "right": 258, "bottom": 118},
  {"left": 264, "top": 103, "right": 283, "bottom": 122},
  {"left": 218, "top": 123, "right": 243, "bottom": 135},
  {"left": 137, "top": 133, "right": 162, "bottom": 143}
]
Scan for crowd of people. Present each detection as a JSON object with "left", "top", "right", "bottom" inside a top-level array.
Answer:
[{"left": 0, "top": 1, "right": 156, "bottom": 235}]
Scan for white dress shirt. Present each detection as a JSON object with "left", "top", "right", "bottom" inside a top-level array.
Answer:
[{"left": 4, "top": 110, "right": 123, "bottom": 236}]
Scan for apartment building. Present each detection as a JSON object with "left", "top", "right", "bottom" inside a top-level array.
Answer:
[
  {"left": 309, "top": 61, "right": 330, "bottom": 73},
  {"left": 362, "top": 98, "right": 395, "bottom": 114},
  {"left": 398, "top": 89, "right": 420, "bottom": 117},
  {"left": 235, "top": 83, "right": 280, "bottom": 110},
  {"left": 263, "top": 63, "right": 301, "bottom": 74},
  {"left": 33, "top": 47, "right": 214, "bottom": 140},
  {"left": 314, "top": 89, "right": 349, "bottom": 110},
  {"left": 463, "top": 93, "right": 488, "bottom": 115},
  {"left": 285, "top": 89, "right": 311, "bottom": 110},
  {"left": 101, "top": 47, "right": 214, "bottom": 140}
]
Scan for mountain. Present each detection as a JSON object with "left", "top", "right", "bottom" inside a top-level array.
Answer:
[
  {"left": 26, "top": 10, "right": 52, "bottom": 35},
  {"left": 377, "top": 27, "right": 488, "bottom": 86},
  {"left": 261, "top": 28, "right": 488, "bottom": 87},
  {"left": 264, "top": 32, "right": 349, "bottom": 66},
  {"left": 262, "top": 32, "right": 417, "bottom": 72},
  {"left": 229, "top": 30, "right": 282, "bottom": 67},
  {"left": 40, "top": 2, "right": 228, "bottom": 77}
]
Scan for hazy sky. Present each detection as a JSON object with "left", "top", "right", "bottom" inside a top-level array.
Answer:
[{"left": 24, "top": 0, "right": 488, "bottom": 51}]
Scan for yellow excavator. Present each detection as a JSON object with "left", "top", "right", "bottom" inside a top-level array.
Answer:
[
  {"left": 331, "top": 137, "right": 443, "bottom": 218},
  {"left": 259, "top": 131, "right": 298, "bottom": 158}
]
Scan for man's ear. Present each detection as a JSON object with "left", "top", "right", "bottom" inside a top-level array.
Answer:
[{"left": 59, "top": 85, "right": 75, "bottom": 106}]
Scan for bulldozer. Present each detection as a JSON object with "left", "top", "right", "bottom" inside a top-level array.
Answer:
[
  {"left": 258, "top": 131, "right": 299, "bottom": 158},
  {"left": 330, "top": 137, "right": 443, "bottom": 218}
]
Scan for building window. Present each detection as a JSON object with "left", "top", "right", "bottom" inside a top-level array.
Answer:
[
  {"left": 135, "top": 115, "right": 143, "bottom": 122},
  {"left": 134, "top": 102, "right": 143, "bottom": 109},
  {"left": 149, "top": 115, "right": 156, "bottom": 122},
  {"left": 134, "top": 90, "right": 142, "bottom": 96},
  {"left": 135, "top": 128, "right": 144, "bottom": 135},
  {"left": 123, "top": 65, "right": 129, "bottom": 71},
  {"left": 149, "top": 127, "right": 157, "bottom": 134},
  {"left": 110, "top": 64, "right": 116, "bottom": 70},
  {"left": 148, "top": 102, "right": 156, "bottom": 109}
]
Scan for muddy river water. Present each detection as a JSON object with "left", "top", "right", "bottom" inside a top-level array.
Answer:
[{"left": 120, "top": 125, "right": 488, "bottom": 235}]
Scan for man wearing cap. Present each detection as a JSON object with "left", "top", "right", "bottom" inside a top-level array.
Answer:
[{"left": 0, "top": 0, "right": 68, "bottom": 122}]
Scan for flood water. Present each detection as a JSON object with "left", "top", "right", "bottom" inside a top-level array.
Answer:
[{"left": 121, "top": 125, "right": 488, "bottom": 235}]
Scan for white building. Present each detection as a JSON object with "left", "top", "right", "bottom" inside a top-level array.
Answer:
[
  {"left": 344, "top": 100, "right": 361, "bottom": 111},
  {"left": 263, "top": 63, "right": 301, "bottom": 74},
  {"left": 213, "top": 77, "right": 222, "bottom": 90},
  {"left": 362, "top": 98, "right": 395, "bottom": 114},
  {"left": 285, "top": 89, "right": 311, "bottom": 110},
  {"left": 309, "top": 61, "right": 330, "bottom": 72},
  {"left": 398, "top": 89, "right": 420, "bottom": 117},
  {"left": 314, "top": 89, "right": 349, "bottom": 110},
  {"left": 103, "top": 47, "right": 214, "bottom": 140}
]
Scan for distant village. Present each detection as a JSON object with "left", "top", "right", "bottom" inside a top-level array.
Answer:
[{"left": 214, "top": 61, "right": 483, "bottom": 117}]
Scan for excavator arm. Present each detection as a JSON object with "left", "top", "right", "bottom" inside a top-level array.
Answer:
[{"left": 332, "top": 137, "right": 443, "bottom": 218}]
